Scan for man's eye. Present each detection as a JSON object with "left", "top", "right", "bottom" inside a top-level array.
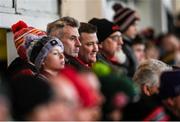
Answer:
[
  {"left": 86, "top": 42, "right": 94, "bottom": 46},
  {"left": 70, "top": 37, "right": 76, "bottom": 40}
]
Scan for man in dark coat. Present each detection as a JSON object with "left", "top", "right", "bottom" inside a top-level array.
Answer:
[
  {"left": 89, "top": 18, "right": 127, "bottom": 74},
  {"left": 112, "top": 3, "right": 140, "bottom": 77}
]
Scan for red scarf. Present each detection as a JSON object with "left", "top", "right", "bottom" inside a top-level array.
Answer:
[{"left": 76, "top": 57, "right": 91, "bottom": 69}]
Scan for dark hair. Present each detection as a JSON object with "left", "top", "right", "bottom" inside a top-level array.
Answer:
[
  {"left": 47, "top": 16, "right": 80, "bottom": 35},
  {"left": 158, "top": 32, "right": 177, "bottom": 46},
  {"left": 9, "top": 75, "right": 54, "bottom": 120},
  {"left": 132, "top": 35, "right": 145, "bottom": 46},
  {"left": 78, "top": 22, "right": 97, "bottom": 34}
]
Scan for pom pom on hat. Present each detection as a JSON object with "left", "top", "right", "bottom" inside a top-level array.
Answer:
[
  {"left": 112, "top": 3, "right": 123, "bottom": 12},
  {"left": 11, "top": 21, "right": 28, "bottom": 34}
]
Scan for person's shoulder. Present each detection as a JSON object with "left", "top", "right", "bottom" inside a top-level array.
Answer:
[
  {"left": 66, "top": 56, "right": 89, "bottom": 70},
  {"left": 9, "top": 57, "right": 25, "bottom": 66},
  {"left": 7, "top": 57, "right": 25, "bottom": 73},
  {"left": 164, "top": 106, "right": 180, "bottom": 121}
]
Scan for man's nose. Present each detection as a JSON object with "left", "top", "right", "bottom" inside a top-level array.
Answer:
[{"left": 75, "top": 38, "right": 81, "bottom": 47}]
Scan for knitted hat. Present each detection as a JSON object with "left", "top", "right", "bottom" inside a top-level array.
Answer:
[
  {"left": 27, "top": 36, "right": 64, "bottom": 70},
  {"left": 9, "top": 75, "right": 54, "bottom": 120},
  {"left": 11, "top": 20, "right": 46, "bottom": 60},
  {"left": 112, "top": 3, "right": 140, "bottom": 32},
  {"left": 159, "top": 70, "right": 180, "bottom": 100},
  {"left": 88, "top": 18, "right": 120, "bottom": 43}
]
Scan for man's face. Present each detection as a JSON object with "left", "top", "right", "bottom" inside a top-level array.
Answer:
[
  {"left": 132, "top": 44, "right": 145, "bottom": 64},
  {"left": 162, "top": 35, "right": 180, "bottom": 52},
  {"left": 100, "top": 31, "right": 123, "bottom": 57},
  {"left": 61, "top": 25, "right": 81, "bottom": 57},
  {"left": 79, "top": 32, "right": 98, "bottom": 64}
]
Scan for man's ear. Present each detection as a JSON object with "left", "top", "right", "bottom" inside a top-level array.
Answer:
[
  {"left": 142, "top": 84, "right": 151, "bottom": 96},
  {"left": 98, "top": 42, "right": 103, "bottom": 49}
]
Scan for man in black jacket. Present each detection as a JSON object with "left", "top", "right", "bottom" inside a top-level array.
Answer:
[
  {"left": 89, "top": 18, "right": 127, "bottom": 75},
  {"left": 159, "top": 70, "right": 180, "bottom": 120}
]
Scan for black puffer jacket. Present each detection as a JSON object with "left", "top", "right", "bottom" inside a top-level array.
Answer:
[
  {"left": 65, "top": 55, "right": 90, "bottom": 71},
  {"left": 6, "top": 57, "right": 36, "bottom": 81},
  {"left": 122, "top": 36, "right": 137, "bottom": 78}
]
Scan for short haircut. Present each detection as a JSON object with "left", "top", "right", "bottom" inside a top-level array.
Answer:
[
  {"left": 78, "top": 22, "right": 97, "bottom": 34},
  {"left": 133, "top": 59, "right": 172, "bottom": 87},
  {"left": 47, "top": 16, "right": 80, "bottom": 36},
  {"left": 132, "top": 35, "right": 145, "bottom": 46}
]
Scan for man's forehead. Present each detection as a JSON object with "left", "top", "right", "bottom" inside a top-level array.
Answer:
[
  {"left": 110, "top": 31, "right": 122, "bottom": 36},
  {"left": 81, "top": 33, "right": 98, "bottom": 42},
  {"left": 63, "top": 25, "right": 78, "bottom": 32},
  {"left": 63, "top": 26, "right": 79, "bottom": 36}
]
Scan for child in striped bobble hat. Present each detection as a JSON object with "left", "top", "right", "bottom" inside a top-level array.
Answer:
[{"left": 6, "top": 21, "right": 46, "bottom": 81}]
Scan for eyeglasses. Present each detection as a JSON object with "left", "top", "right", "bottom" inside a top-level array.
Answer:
[{"left": 109, "top": 35, "right": 122, "bottom": 41}]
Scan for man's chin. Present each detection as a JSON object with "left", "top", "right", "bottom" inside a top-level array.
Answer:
[
  {"left": 72, "top": 53, "right": 79, "bottom": 57},
  {"left": 89, "top": 59, "right": 96, "bottom": 63}
]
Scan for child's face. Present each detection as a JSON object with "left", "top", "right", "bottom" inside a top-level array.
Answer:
[
  {"left": 124, "top": 21, "right": 138, "bottom": 39},
  {"left": 43, "top": 46, "right": 65, "bottom": 71}
]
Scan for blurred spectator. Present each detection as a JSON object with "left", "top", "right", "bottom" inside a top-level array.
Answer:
[
  {"left": 112, "top": 3, "right": 140, "bottom": 77},
  {"left": 92, "top": 62, "right": 138, "bottom": 121},
  {"left": 50, "top": 74, "right": 81, "bottom": 120},
  {"left": 132, "top": 35, "right": 145, "bottom": 65},
  {"left": 8, "top": 75, "right": 57, "bottom": 120},
  {"left": 122, "top": 59, "right": 172, "bottom": 121},
  {"left": 145, "top": 41, "right": 160, "bottom": 59},
  {"left": 78, "top": 70, "right": 104, "bottom": 120},
  {"left": 160, "top": 33, "right": 180, "bottom": 65},
  {"left": 26, "top": 36, "right": 64, "bottom": 79},
  {"left": 89, "top": 18, "right": 127, "bottom": 75},
  {"left": 159, "top": 70, "right": 180, "bottom": 120},
  {"left": 140, "top": 27, "right": 155, "bottom": 41},
  {"left": 60, "top": 67, "right": 102, "bottom": 121},
  {"left": 47, "top": 16, "right": 81, "bottom": 66},
  {"left": 6, "top": 21, "right": 46, "bottom": 80}
]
